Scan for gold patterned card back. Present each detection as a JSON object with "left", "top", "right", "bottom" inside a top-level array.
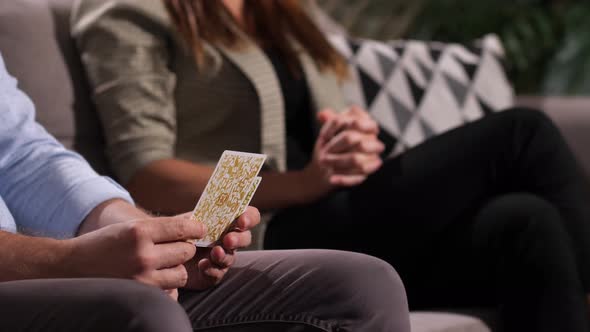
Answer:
[{"left": 192, "top": 151, "right": 266, "bottom": 247}]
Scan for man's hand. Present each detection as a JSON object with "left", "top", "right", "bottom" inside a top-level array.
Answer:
[
  {"left": 183, "top": 206, "right": 261, "bottom": 290},
  {"left": 67, "top": 216, "right": 207, "bottom": 293},
  {"left": 308, "top": 106, "right": 384, "bottom": 187}
]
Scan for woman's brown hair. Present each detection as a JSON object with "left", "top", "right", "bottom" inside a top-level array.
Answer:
[{"left": 163, "top": 0, "right": 348, "bottom": 79}]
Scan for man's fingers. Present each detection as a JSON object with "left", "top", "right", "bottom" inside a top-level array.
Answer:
[
  {"left": 153, "top": 241, "right": 196, "bottom": 268},
  {"left": 222, "top": 230, "right": 252, "bottom": 250},
  {"left": 198, "top": 258, "right": 228, "bottom": 283},
  {"left": 209, "top": 245, "right": 235, "bottom": 268},
  {"left": 150, "top": 265, "right": 189, "bottom": 290},
  {"left": 165, "top": 288, "right": 179, "bottom": 301},
  {"left": 234, "top": 206, "right": 260, "bottom": 231},
  {"left": 145, "top": 217, "right": 207, "bottom": 243}
]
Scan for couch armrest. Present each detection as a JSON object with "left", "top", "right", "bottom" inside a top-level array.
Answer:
[{"left": 516, "top": 96, "right": 590, "bottom": 180}]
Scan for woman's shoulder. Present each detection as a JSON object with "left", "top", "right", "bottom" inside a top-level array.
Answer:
[{"left": 71, "top": 0, "right": 173, "bottom": 36}]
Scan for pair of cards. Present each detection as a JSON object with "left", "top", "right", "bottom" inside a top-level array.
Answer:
[{"left": 191, "top": 150, "right": 266, "bottom": 247}]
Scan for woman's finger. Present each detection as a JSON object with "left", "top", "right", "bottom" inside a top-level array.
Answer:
[
  {"left": 349, "top": 115, "right": 379, "bottom": 134},
  {"left": 324, "top": 130, "right": 385, "bottom": 154},
  {"left": 342, "top": 106, "right": 379, "bottom": 134},
  {"left": 329, "top": 174, "right": 367, "bottom": 187},
  {"left": 317, "top": 108, "right": 337, "bottom": 124},
  {"left": 321, "top": 153, "right": 383, "bottom": 175},
  {"left": 319, "top": 116, "right": 350, "bottom": 144}
]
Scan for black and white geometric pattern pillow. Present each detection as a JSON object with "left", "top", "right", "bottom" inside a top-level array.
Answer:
[{"left": 329, "top": 34, "right": 515, "bottom": 157}]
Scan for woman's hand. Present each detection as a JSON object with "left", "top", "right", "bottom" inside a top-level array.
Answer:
[
  {"left": 311, "top": 106, "right": 384, "bottom": 187},
  {"left": 183, "top": 207, "right": 260, "bottom": 291}
]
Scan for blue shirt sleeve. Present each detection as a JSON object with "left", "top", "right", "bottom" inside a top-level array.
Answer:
[{"left": 0, "top": 54, "right": 134, "bottom": 238}]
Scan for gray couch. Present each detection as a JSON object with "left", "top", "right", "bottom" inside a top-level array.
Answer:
[{"left": 1, "top": 1, "right": 589, "bottom": 332}]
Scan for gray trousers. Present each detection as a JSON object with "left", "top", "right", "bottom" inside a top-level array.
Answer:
[{"left": 0, "top": 250, "right": 410, "bottom": 332}]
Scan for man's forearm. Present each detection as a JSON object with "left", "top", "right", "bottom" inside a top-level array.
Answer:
[
  {"left": 77, "top": 199, "right": 150, "bottom": 235},
  {"left": 0, "top": 199, "right": 151, "bottom": 280},
  {"left": 0, "top": 231, "right": 75, "bottom": 282}
]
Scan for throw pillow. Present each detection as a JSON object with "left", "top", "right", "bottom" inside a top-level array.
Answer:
[{"left": 329, "top": 34, "right": 515, "bottom": 157}]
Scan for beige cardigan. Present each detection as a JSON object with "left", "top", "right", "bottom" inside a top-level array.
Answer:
[{"left": 71, "top": 0, "right": 347, "bottom": 248}]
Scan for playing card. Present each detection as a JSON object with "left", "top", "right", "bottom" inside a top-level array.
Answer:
[
  {"left": 234, "top": 176, "right": 262, "bottom": 220},
  {"left": 191, "top": 151, "right": 266, "bottom": 247}
]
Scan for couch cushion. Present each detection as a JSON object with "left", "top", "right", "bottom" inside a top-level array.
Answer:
[
  {"left": 0, "top": 0, "right": 111, "bottom": 175},
  {"left": 330, "top": 34, "right": 515, "bottom": 158},
  {"left": 517, "top": 96, "right": 590, "bottom": 180},
  {"left": 411, "top": 311, "right": 494, "bottom": 332}
]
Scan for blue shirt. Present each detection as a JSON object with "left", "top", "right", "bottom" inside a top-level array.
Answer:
[{"left": 0, "top": 54, "right": 133, "bottom": 238}]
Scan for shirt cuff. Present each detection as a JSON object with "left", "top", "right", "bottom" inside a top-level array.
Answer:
[{"left": 46, "top": 176, "right": 134, "bottom": 239}]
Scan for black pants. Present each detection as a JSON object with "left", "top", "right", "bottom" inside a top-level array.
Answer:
[
  {"left": 265, "top": 108, "right": 590, "bottom": 332},
  {"left": 0, "top": 250, "right": 410, "bottom": 332}
]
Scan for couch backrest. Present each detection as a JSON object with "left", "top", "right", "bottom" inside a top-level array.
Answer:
[{"left": 0, "top": 0, "right": 111, "bottom": 175}]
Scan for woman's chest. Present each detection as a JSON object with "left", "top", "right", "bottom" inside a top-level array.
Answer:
[{"left": 173, "top": 53, "right": 261, "bottom": 140}]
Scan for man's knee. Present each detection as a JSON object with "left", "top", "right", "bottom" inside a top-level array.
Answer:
[
  {"left": 86, "top": 279, "right": 191, "bottom": 332},
  {"left": 0, "top": 278, "right": 192, "bottom": 332},
  {"left": 308, "top": 250, "right": 411, "bottom": 331}
]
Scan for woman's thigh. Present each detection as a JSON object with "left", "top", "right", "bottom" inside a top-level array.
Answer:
[
  {"left": 264, "top": 190, "right": 360, "bottom": 250},
  {"left": 351, "top": 108, "right": 590, "bottom": 285},
  {"left": 269, "top": 109, "right": 580, "bottom": 255},
  {"left": 266, "top": 108, "right": 590, "bottom": 305}
]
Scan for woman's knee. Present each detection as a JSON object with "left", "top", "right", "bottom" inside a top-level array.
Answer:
[
  {"left": 474, "top": 194, "right": 577, "bottom": 274},
  {"left": 497, "top": 107, "right": 558, "bottom": 136},
  {"left": 476, "top": 193, "right": 564, "bottom": 240}
]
